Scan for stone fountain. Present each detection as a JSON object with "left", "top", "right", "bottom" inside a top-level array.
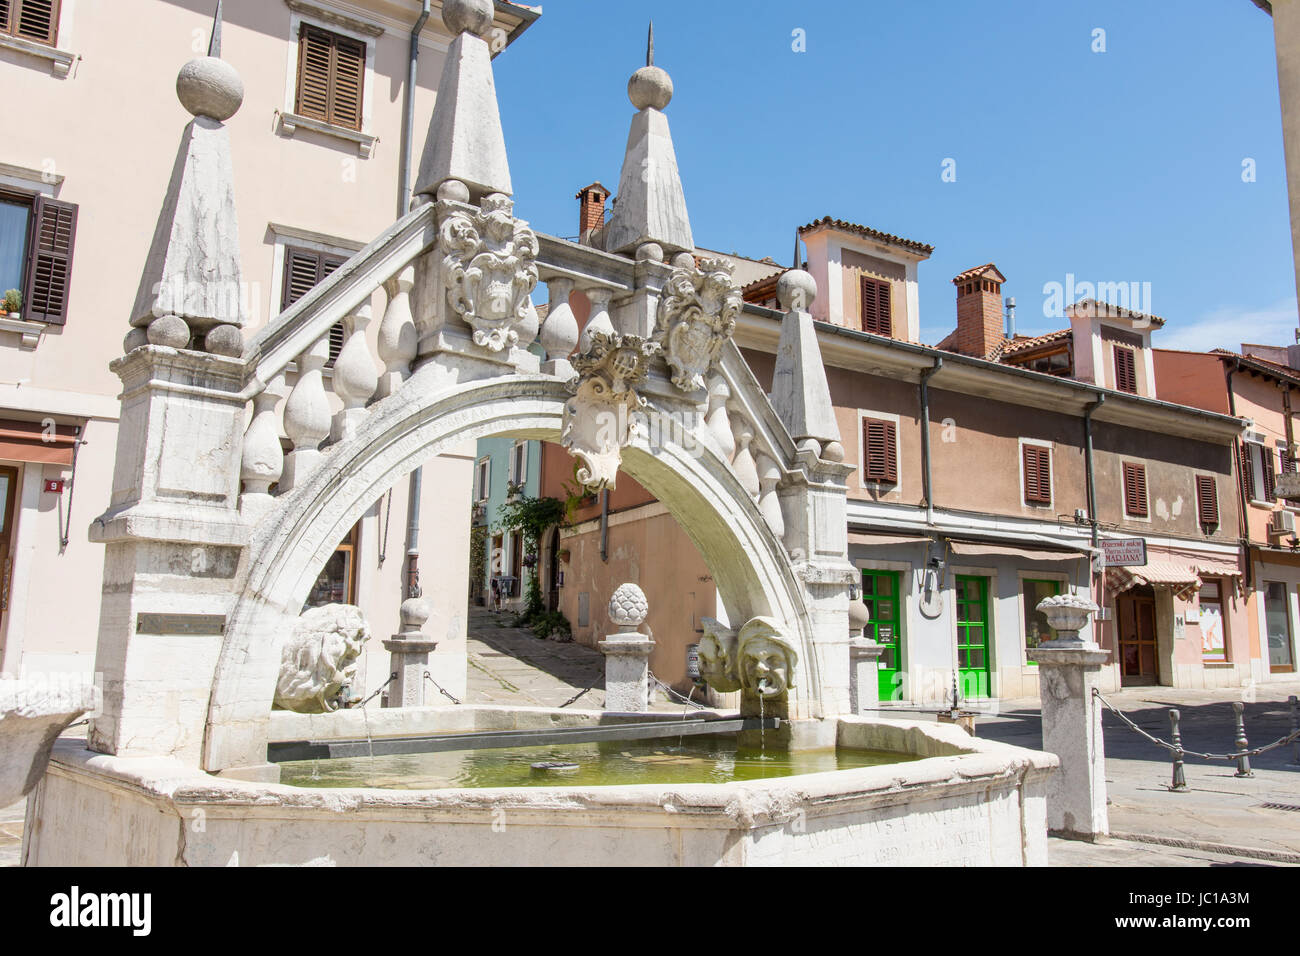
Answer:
[{"left": 15, "top": 1, "right": 1060, "bottom": 866}]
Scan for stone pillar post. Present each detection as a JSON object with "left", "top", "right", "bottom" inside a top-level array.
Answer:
[
  {"left": 847, "top": 591, "right": 883, "bottom": 715},
  {"left": 849, "top": 639, "right": 885, "bottom": 716},
  {"left": 599, "top": 583, "right": 654, "bottom": 713},
  {"left": 1028, "top": 594, "right": 1109, "bottom": 841},
  {"left": 382, "top": 599, "right": 438, "bottom": 708},
  {"left": 88, "top": 348, "right": 249, "bottom": 764}
]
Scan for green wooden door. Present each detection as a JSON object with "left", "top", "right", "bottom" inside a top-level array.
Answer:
[
  {"left": 861, "top": 569, "right": 901, "bottom": 701},
  {"left": 955, "top": 575, "right": 991, "bottom": 699}
]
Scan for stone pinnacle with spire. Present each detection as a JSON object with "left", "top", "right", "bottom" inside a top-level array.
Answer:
[
  {"left": 771, "top": 270, "right": 844, "bottom": 462},
  {"left": 128, "top": 0, "right": 247, "bottom": 356},
  {"left": 413, "top": 0, "right": 512, "bottom": 202},
  {"left": 605, "top": 23, "right": 693, "bottom": 256}
]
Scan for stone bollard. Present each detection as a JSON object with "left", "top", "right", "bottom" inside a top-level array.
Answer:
[
  {"left": 846, "top": 592, "right": 884, "bottom": 715},
  {"left": 382, "top": 598, "right": 438, "bottom": 708},
  {"left": 848, "top": 639, "right": 885, "bottom": 716},
  {"left": 599, "top": 583, "right": 654, "bottom": 713},
  {"left": 1028, "top": 593, "right": 1109, "bottom": 841}
]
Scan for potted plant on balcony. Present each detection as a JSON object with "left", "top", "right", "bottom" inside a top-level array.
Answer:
[{"left": 3, "top": 289, "right": 20, "bottom": 319}]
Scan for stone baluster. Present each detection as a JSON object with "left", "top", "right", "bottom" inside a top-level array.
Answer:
[
  {"left": 376, "top": 267, "right": 417, "bottom": 400},
  {"left": 540, "top": 277, "right": 578, "bottom": 377},
  {"left": 705, "top": 374, "right": 735, "bottom": 461},
  {"left": 239, "top": 372, "right": 285, "bottom": 518},
  {"left": 281, "top": 333, "right": 331, "bottom": 491},
  {"left": 332, "top": 304, "right": 378, "bottom": 443},
  {"left": 579, "top": 286, "right": 615, "bottom": 352},
  {"left": 755, "top": 452, "right": 784, "bottom": 538},
  {"left": 729, "top": 406, "right": 760, "bottom": 499}
]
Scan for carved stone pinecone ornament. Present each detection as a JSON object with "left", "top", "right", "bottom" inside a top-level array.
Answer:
[{"left": 608, "top": 583, "right": 649, "bottom": 628}]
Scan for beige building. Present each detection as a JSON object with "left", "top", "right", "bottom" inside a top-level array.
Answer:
[{"left": 0, "top": 0, "right": 537, "bottom": 695}]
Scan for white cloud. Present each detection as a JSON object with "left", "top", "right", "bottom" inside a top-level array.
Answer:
[{"left": 1158, "top": 298, "right": 1299, "bottom": 353}]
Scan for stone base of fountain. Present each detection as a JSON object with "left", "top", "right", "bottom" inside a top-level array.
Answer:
[{"left": 23, "top": 709, "right": 1055, "bottom": 866}]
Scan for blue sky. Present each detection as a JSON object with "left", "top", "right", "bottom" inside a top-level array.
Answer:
[{"left": 492, "top": 0, "right": 1296, "bottom": 351}]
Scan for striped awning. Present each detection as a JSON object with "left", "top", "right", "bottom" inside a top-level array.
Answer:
[{"left": 1107, "top": 561, "right": 1201, "bottom": 599}]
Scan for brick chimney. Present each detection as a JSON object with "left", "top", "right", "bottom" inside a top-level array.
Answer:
[
  {"left": 951, "top": 263, "right": 1007, "bottom": 358},
  {"left": 576, "top": 182, "right": 611, "bottom": 243}
]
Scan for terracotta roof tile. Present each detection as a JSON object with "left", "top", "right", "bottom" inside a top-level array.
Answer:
[
  {"left": 999, "top": 329, "right": 1072, "bottom": 357},
  {"left": 952, "top": 263, "right": 1006, "bottom": 284},
  {"left": 798, "top": 217, "right": 934, "bottom": 256}
]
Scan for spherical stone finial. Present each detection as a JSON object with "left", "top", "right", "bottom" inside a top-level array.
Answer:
[
  {"left": 848, "top": 597, "right": 871, "bottom": 632},
  {"left": 821, "top": 440, "right": 846, "bottom": 463},
  {"left": 176, "top": 56, "right": 244, "bottom": 121},
  {"left": 628, "top": 65, "right": 673, "bottom": 111},
  {"left": 147, "top": 314, "right": 191, "bottom": 349},
  {"left": 608, "top": 583, "right": 648, "bottom": 628},
  {"left": 436, "top": 179, "right": 471, "bottom": 203},
  {"left": 400, "top": 597, "right": 431, "bottom": 632},
  {"left": 777, "top": 269, "right": 818, "bottom": 312},
  {"left": 443, "top": 0, "right": 494, "bottom": 38},
  {"left": 671, "top": 251, "right": 695, "bottom": 270},
  {"left": 634, "top": 242, "right": 664, "bottom": 263},
  {"left": 204, "top": 323, "right": 243, "bottom": 357}
]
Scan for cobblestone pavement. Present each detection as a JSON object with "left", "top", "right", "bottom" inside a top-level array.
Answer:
[
  {"left": 466, "top": 606, "right": 690, "bottom": 711},
  {"left": 963, "top": 681, "right": 1300, "bottom": 867}
]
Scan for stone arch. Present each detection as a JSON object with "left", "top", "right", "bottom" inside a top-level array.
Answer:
[{"left": 202, "top": 372, "right": 818, "bottom": 772}]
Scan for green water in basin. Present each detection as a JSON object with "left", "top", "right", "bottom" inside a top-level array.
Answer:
[{"left": 278, "top": 735, "right": 917, "bottom": 790}]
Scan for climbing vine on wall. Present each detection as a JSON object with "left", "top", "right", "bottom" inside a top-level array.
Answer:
[{"left": 497, "top": 494, "right": 567, "bottom": 619}]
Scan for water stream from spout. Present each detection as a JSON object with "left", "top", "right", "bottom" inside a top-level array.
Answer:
[{"left": 758, "top": 694, "right": 766, "bottom": 753}]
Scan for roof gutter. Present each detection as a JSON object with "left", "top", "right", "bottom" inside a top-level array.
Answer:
[
  {"left": 919, "top": 357, "right": 943, "bottom": 526},
  {"left": 1226, "top": 360, "right": 1253, "bottom": 589},
  {"left": 1083, "top": 393, "right": 1105, "bottom": 549}
]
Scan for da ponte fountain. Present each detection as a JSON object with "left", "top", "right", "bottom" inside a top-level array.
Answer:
[{"left": 15, "top": 1, "right": 1055, "bottom": 866}]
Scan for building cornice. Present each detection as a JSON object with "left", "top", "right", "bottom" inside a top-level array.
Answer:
[{"left": 737, "top": 305, "right": 1248, "bottom": 444}]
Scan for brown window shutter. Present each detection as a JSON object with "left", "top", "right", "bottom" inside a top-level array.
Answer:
[
  {"left": 1023, "top": 445, "right": 1050, "bottom": 504},
  {"left": 1196, "top": 475, "right": 1219, "bottom": 530},
  {"left": 1263, "top": 446, "right": 1277, "bottom": 502},
  {"left": 1123, "top": 462, "right": 1148, "bottom": 518},
  {"left": 23, "top": 195, "right": 76, "bottom": 325},
  {"left": 862, "top": 418, "right": 898, "bottom": 484},
  {"left": 1241, "top": 443, "right": 1255, "bottom": 501},
  {"left": 1114, "top": 346, "right": 1137, "bottom": 393},
  {"left": 296, "top": 24, "right": 334, "bottom": 123},
  {"left": 7, "top": 0, "right": 59, "bottom": 45},
  {"left": 860, "top": 277, "right": 892, "bottom": 337},
  {"left": 282, "top": 247, "right": 348, "bottom": 363},
  {"left": 296, "top": 24, "right": 365, "bottom": 131},
  {"left": 331, "top": 35, "right": 366, "bottom": 131},
  {"left": 282, "top": 246, "right": 323, "bottom": 310}
]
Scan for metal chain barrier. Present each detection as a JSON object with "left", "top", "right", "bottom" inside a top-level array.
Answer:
[
  {"left": 423, "top": 670, "right": 462, "bottom": 705},
  {"left": 356, "top": 672, "right": 396, "bottom": 709},
  {"left": 648, "top": 670, "right": 707, "bottom": 710},
  {"left": 558, "top": 685, "right": 596, "bottom": 708},
  {"left": 1093, "top": 688, "right": 1300, "bottom": 761}
]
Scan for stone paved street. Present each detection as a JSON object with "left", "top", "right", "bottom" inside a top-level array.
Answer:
[{"left": 466, "top": 606, "right": 689, "bottom": 711}]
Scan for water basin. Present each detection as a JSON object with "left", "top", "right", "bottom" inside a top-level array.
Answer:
[{"left": 277, "top": 734, "right": 914, "bottom": 790}]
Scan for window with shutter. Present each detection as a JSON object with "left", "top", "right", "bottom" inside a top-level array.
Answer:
[
  {"left": 2, "top": 0, "right": 59, "bottom": 45},
  {"left": 1262, "top": 445, "right": 1277, "bottom": 502},
  {"left": 860, "top": 276, "right": 892, "bottom": 337},
  {"left": 23, "top": 195, "right": 77, "bottom": 325},
  {"left": 296, "top": 24, "right": 366, "bottom": 132},
  {"left": 1122, "top": 462, "right": 1148, "bottom": 518},
  {"left": 1242, "top": 443, "right": 1256, "bottom": 502},
  {"left": 1023, "top": 444, "right": 1051, "bottom": 504},
  {"left": 1114, "top": 346, "right": 1137, "bottom": 394},
  {"left": 281, "top": 246, "right": 348, "bottom": 363},
  {"left": 862, "top": 417, "right": 898, "bottom": 484},
  {"left": 1195, "top": 475, "right": 1219, "bottom": 531}
]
